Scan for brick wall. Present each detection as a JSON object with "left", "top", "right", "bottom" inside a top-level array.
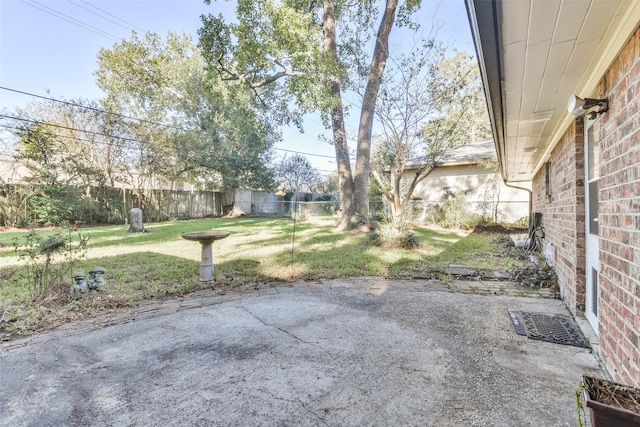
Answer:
[
  {"left": 595, "top": 27, "right": 640, "bottom": 387},
  {"left": 531, "top": 121, "right": 586, "bottom": 315},
  {"left": 532, "top": 28, "right": 640, "bottom": 387}
]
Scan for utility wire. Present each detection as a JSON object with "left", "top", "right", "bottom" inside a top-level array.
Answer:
[
  {"left": 1, "top": 113, "right": 150, "bottom": 147},
  {"left": 78, "top": 0, "right": 145, "bottom": 33},
  {"left": 67, "top": 0, "right": 144, "bottom": 33},
  {"left": 0, "top": 122, "right": 266, "bottom": 171},
  {"left": 0, "top": 86, "right": 344, "bottom": 161},
  {"left": 0, "top": 122, "right": 335, "bottom": 177},
  {"left": 276, "top": 147, "right": 335, "bottom": 160},
  {"left": 19, "top": 0, "right": 120, "bottom": 42},
  {"left": 0, "top": 86, "right": 184, "bottom": 132},
  {"left": 0, "top": 121, "right": 338, "bottom": 174}
]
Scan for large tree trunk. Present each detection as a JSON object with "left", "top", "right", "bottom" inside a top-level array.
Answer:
[
  {"left": 352, "top": 0, "right": 399, "bottom": 225},
  {"left": 323, "top": 0, "right": 356, "bottom": 231}
]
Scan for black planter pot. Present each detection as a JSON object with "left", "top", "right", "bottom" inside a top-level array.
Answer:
[{"left": 582, "top": 375, "right": 640, "bottom": 427}]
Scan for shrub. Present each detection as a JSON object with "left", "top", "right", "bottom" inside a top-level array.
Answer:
[
  {"left": 512, "top": 216, "right": 530, "bottom": 227},
  {"left": 316, "top": 194, "right": 338, "bottom": 214},
  {"left": 424, "top": 188, "right": 483, "bottom": 229},
  {"left": 27, "top": 193, "right": 64, "bottom": 226},
  {"left": 23, "top": 185, "right": 112, "bottom": 227},
  {"left": 12, "top": 228, "right": 89, "bottom": 302},
  {"left": 366, "top": 219, "right": 421, "bottom": 249},
  {"left": 109, "top": 215, "right": 126, "bottom": 225},
  {"left": 396, "top": 232, "right": 421, "bottom": 249},
  {"left": 366, "top": 231, "right": 383, "bottom": 247}
]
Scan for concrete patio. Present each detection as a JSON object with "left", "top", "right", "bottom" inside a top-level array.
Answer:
[{"left": 0, "top": 278, "right": 601, "bottom": 426}]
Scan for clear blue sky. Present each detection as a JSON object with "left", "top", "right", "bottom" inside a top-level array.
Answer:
[{"left": 0, "top": 0, "right": 473, "bottom": 175}]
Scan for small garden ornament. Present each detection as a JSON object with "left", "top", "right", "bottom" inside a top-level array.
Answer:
[
  {"left": 70, "top": 271, "right": 88, "bottom": 294},
  {"left": 70, "top": 267, "right": 107, "bottom": 294},
  {"left": 88, "top": 266, "right": 106, "bottom": 291}
]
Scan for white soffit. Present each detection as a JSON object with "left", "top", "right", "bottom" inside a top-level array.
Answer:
[{"left": 498, "top": 0, "right": 640, "bottom": 182}]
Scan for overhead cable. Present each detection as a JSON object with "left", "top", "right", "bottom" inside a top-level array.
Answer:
[
  {"left": 1, "top": 86, "right": 343, "bottom": 161},
  {"left": 67, "top": 0, "right": 144, "bottom": 33},
  {"left": 19, "top": 0, "right": 120, "bottom": 42},
  {"left": 0, "top": 121, "right": 337, "bottom": 174}
]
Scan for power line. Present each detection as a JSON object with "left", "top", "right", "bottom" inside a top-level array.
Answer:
[
  {"left": 0, "top": 120, "right": 337, "bottom": 173},
  {"left": 0, "top": 86, "right": 343, "bottom": 161},
  {"left": 0, "top": 113, "right": 150, "bottom": 147},
  {"left": 0, "top": 122, "right": 336, "bottom": 179},
  {"left": 19, "top": 0, "right": 120, "bottom": 42},
  {"left": 276, "top": 147, "right": 335, "bottom": 160},
  {"left": 0, "top": 122, "right": 270, "bottom": 172},
  {"left": 67, "top": 0, "right": 145, "bottom": 34},
  {"left": 0, "top": 86, "right": 184, "bottom": 132},
  {"left": 0, "top": 123, "right": 121, "bottom": 149}
]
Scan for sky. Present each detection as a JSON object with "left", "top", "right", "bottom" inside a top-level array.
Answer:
[{"left": 0, "top": 0, "right": 474, "bottom": 175}]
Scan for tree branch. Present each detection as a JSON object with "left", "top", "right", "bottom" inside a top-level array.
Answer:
[
  {"left": 371, "top": 168, "right": 394, "bottom": 203},
  {"left": 217, "top": 54, "right": 240, "bottom": 81}
]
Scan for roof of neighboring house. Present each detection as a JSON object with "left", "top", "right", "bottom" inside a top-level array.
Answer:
[{"left": 405, "top": 140, "right": 496, "bottom": 169}]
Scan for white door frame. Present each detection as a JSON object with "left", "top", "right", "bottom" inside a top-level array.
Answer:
[{"left": 584, "top": 117, "right": 600, "bottom": 333}]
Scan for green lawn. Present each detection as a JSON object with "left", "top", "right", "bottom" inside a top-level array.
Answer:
[{"left": 0, "top": 216, "right": 514, "bottom": 337}]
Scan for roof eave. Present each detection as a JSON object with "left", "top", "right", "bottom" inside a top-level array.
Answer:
[{"left": 465, "top": 0, "right": 507, "bottom": 181}]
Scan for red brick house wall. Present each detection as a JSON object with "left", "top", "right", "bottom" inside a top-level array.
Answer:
[
  {"left": 531, "top": 121, "right": 586, "bottom": 316},
  {"left": 596, "top": 28, "right": 640, "bottom": 386},
  {"left": 532, "top": 28, "right": 640, "bottom": 387}
]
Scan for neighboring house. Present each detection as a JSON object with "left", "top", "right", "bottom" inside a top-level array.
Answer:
[
  {"left": 405, "top": 141, "right": 529, "bottom": 223},
  {"left": 466, "top": 0, "right": 640, "bottom": 386}
]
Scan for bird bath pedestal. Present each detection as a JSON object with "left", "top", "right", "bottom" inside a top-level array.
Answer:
[{"left": 181, "top": 231, "right": 230, "bottom": 282}]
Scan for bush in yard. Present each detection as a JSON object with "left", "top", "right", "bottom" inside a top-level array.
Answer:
[
  {"left": 12, "top": 228, "right": 89, "bottom": 303},
  {"left": 366, "top": 231, "right": 384, "bottom": 247},
  {"left": 27, "top": 192, "right": 65, "bottom": 227},
  {"left": 26, "top": 185, "right": 104, "bottom": 227},
  {"left": 366, "top": 219, "right": 421, "bottom": 249},
  {"left": 316, "top": 194, "right": 338, "bottom": 214},
  {"left": 396, "top": 232, "right": 421, "bottom": 249},
  {"left": 430, "top": 188, "right": 483, "bottom": 229}
]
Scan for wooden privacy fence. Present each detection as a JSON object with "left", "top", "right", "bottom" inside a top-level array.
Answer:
[
  {"left": 118, "top": 188, "right": 223, "bottom": 222},
  {"left": 0, "top": 184, "right": 223, "bottom": 226},
  {"left": 1, "top": 184, "right": 337, "bottom": 226}
]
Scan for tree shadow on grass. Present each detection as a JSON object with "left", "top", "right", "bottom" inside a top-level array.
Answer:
[
  {"left": 386, "top": 227, "right": 502, "bottom": 277},
  {"left": 75, "top": 217, "right": 296, "bottom": 250},
  {"left": 1, "top": 225, "right": 496, "bottom": 340}
]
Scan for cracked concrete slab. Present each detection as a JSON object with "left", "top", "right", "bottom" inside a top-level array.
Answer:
[{"left": 0, "top": 281, "right": 600, "bottom": 426}]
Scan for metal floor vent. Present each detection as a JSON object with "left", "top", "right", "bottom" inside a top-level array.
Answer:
[{"left": 507, "top": 309, "right": 590, "bottom": 348}]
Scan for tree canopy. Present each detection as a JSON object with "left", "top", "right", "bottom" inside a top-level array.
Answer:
[
  {"left": 95, "top": 31, "right": 277, "bottom": 191},
  {"left": 198, "top": 0, "right": 423, "bottom": 230}
]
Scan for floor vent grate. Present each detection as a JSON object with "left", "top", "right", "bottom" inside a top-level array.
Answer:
[{"left": 508, "top": 309, "right": 590, "bottom": 348}]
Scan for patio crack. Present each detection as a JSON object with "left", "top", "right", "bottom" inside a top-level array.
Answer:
[
  {"left": 253, "top": 388, "right": 328, "bottom": 425},
  {"left": 239, "top": 305, "right": 321, "bottom": 349}
]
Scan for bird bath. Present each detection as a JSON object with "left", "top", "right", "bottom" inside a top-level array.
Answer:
[{"left": 181, "top": 231, "right": 230, "bottom": 282}]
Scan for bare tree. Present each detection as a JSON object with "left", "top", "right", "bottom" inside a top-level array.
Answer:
[
  {"left": 274, "top": 154, "right": 321, "bottom": 193},
  {"left": 370, "top": 49, "right": 490, "bottom": 230}
]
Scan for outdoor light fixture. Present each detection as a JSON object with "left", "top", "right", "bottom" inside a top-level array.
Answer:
[{"left": 567, "top": 95, "right": 608, "bottom": 119}]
